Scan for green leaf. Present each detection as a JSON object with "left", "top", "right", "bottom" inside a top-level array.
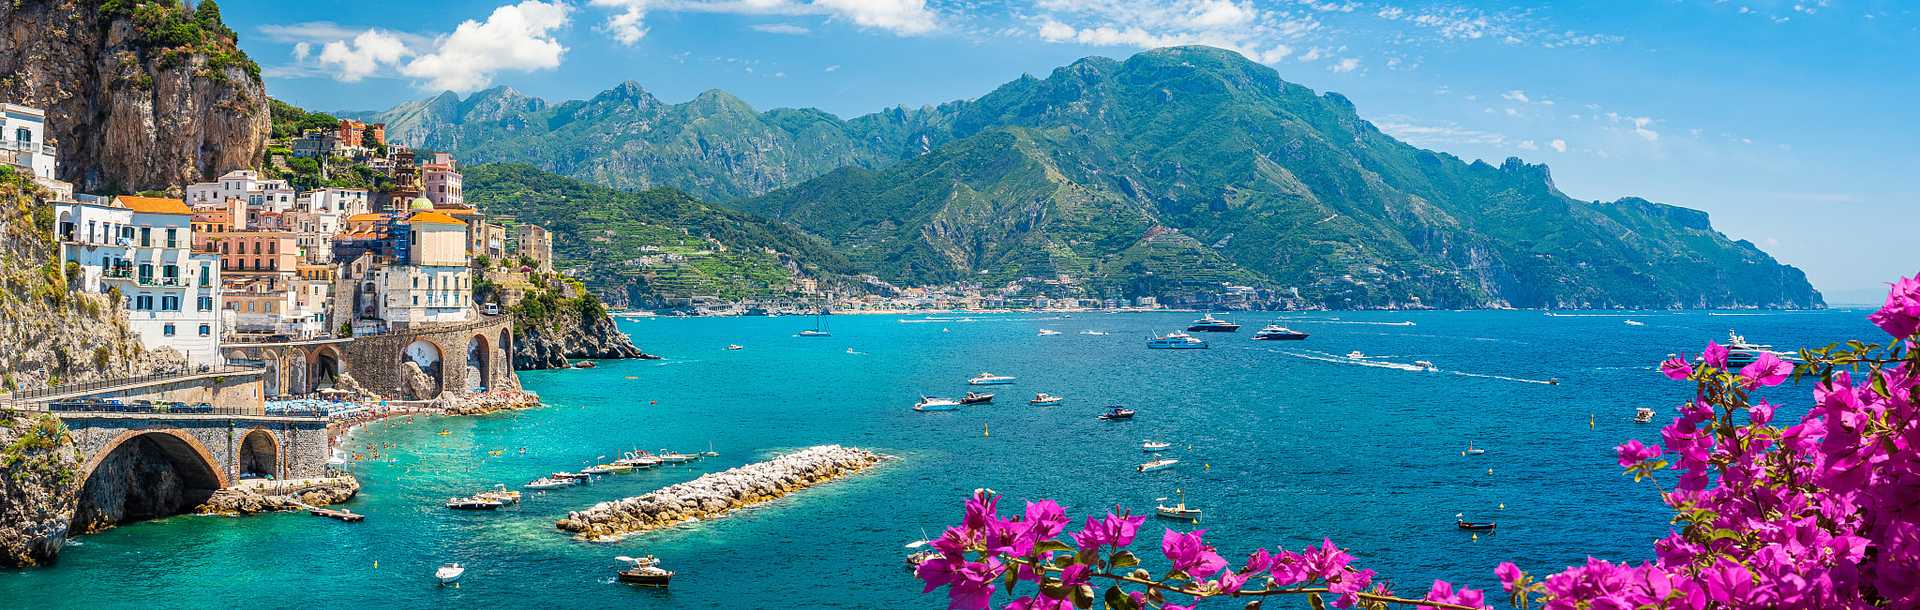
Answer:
[
  {"left": 1308, "top": 592, "right": 1327, "bottom": 610},
  {"left": 1034, "top": 540, "right": 1073, "bottom": 555},
  {"left": 1104, "top": 586, "right": 1137, "bottom": 610},
  {"left": 1110, "top": 550, "right": 1140, "bottom": 568},
  {"left": 1072, "top": 585, "right": 1094, "bottom": 609}
]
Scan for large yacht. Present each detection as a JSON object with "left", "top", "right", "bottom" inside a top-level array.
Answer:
[
  {"left": 914, "top": 396, "right": 961, "bottom": 412},
  {"left": 1147, "top": 332, "right": 1209, "bottom": 349},
  {"left": 1252, "top": 325, "right": 1309, "bottom": 341},
  {"left": 1186, "top": 314, "right": 1241, "bottom": 332}
]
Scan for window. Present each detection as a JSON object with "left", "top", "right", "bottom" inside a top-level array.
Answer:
[
  {"left": 165, "top": 228, "right": 177, "bottom": 248},
  {"left": 163, "top": 324, "right": 175, "bottom": 337},
  {"left": 15, "top": 128, "right": 28, "bottom": 144},
  {"left": 138, "top": 264, "right": 153, "bottom": 284},
  {"left": 199, "top": 264, "right": 211, "bottom": 287},
  {"left": 139, "top": 227, "right": 151, "bottom": 247},
  {"left": 198, "top": 324, "right": 210, "bottom": 337},
  {"left": 162, "top": 264, "right": 178, "bottom": 283},
  {"left": 198, "top": 296, "right": 213, "bottom": 311},
  {"left": 135, "top": 295, "right": 153, "bottom": 310}
]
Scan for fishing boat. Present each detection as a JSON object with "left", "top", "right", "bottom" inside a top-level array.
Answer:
[
  {"left": 477, "top": 484, "right": 521, "bottom": 504},
  {"left": 1147, "top": 332, "right": 1208, "bottom": 349},
  {"left": 1098, "top": 406, "right": 1136, "bottom": 421},
  {"left": 1186, "top": 314, "right": 1241, "bottom": 332},
  {"left": 524, "top": 477, "right": 572, "bottom": 490},
  {"left": 615, "top": 555, "right": 674, "bottom": 587},
  {"left": 1156, "top": 489, "right": 1202, "bottom": 519},
  {"left": 1028, "top": 393, "right": 1063, "bottom": 406},
  {"left": 1634, "top": 407, "right": 1656, "bottom": 423},
  {"left": 1456, "top": 513, "right": 1497, "bottom": 531},
  {"left": 703, "top": 442, "right": 719, "bottom": 458},
  {"left": 968, "top": 372, "right": 1017, "bottom": 385},
  {"left": 1464, "top": 442, "right": 1486, "bottom": 456},
  {"left": 1252, "top": 325, "right": 1309, "bottom": 340},
  {"left": 796, "top": 311, "right": 832, "bottom": 337},
  {"left": 446, "top": 496, "right": 504, "bottom": 510},
  {"left": 1137, "top": 459, "right": 1179, "bottom": 473},
  {"left": 435, "top": 563, "right": 466, "bottom": 585},
  {"left": 656, "top": 451, "right": 696, "bottom": 464},
  {"left": 914, "top": 396, "right": 962, "bottom": 412},
  {"left": 1037, "top": 329, "right": 1061, "bottom": 336},
  {"left": 960, "top": 392, "right": 995, "bottom": 405},
  {"left": 1141, "top": 440, "right": 1171, "bottom": 452}
]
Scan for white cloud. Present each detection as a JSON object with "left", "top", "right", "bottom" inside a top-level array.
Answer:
[
  {"left": 1330, "top": 57, "right": 1360, "bottom": 73},
  {"left": 589, "top": 0, "right": 936, "bottom": 43},
  {"left": 750, "top": 22, "right": 811, "bottom": 34},
  {"left": 1550, "top": 138, "right": 1567, "bottom": 152},
  {"left": 1501, "top": 89, "right": 1529, "bottom": 103},
  {"left": 824, "top": 64, "right": 841, "bottom": 72},
  {"left": 1374, "top": 115, "right": 1508, "bottom": 147},
  {"left": 1298, "top": 46, "right": 1325, "bottom": 62},
  {"left": 590, "top": 0, "right": 649, "bottom": 44},
  {"left": 316, "top": 29, "right": 410, "bottom": 82},
  {"left": 400, "top": 1, "right": 572, "bottom": 92},
  {"left": 1025, "top": 0, "right": 1315, "bottom": 67},
  {"left": 1632, "top": 116, "right": 1659, "bottom": 141},
  {"left": 814, "top": 0, "right": 938, "bottom": 34},
  {"left": 292, "top": 42, "right": 312, "bottom": 61},
  {"left": 1517, "top": 139, "right": 1537, "bottom": 150}
]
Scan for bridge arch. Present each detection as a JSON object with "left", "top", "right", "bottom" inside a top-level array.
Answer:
[
  {"left": 402, "top": 338, "right": 445, "bottom": 399},
  {"left": 467, "top": 333, "right": 491, "bottom": 392},
  {"left": 72, "top": 429, "right": 227, "bottom": 533},
  {"left": 285, "top": 354, "right": 308, "bottom": 398},
  {"left": 312, "top": 344, "right": 345, "bottom": 392},
  {"left": 238, "top": 428, "right": 279, "bottom": 479}
]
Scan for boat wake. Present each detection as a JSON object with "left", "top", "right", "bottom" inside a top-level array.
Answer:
[
  {"left": 1304, "top": 320, "right": 1416, "bottom": 327},
  {"left": 1707, "top": 312, "right": 1774, "bottom": 317},
  {"left": 1448, "top": 371, "right": 1558, "bottom": 385},
  {"left": 1278, "top": 350, "right": 1432, "bottom": 372},
  {"left": 1544, "top": 312, "right": 1635, "bottom": 318}
]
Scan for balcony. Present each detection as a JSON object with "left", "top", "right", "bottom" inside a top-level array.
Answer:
[{"left": 0, "top": 139, "right": 54, "bottom": 156}]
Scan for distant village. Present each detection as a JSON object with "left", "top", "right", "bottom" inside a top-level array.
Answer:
[{"left": 3, "top": 101, "right": 555, "bottom": 372}]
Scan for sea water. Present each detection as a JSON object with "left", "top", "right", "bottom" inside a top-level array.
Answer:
[{"left": 0, "top": 309, "right": 1878, "bottom": 608}]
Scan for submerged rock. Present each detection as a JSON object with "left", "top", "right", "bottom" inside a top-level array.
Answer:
[{"left": 555, "top": 445, "right": 885, "bottom": 541}]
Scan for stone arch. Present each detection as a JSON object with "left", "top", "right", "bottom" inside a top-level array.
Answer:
[
  {"left": 238, "top": 429, "right": 279, "bottom": 479},
  {"left": 466, "top": 334, "right": 491, "bottom": 392},
  {"left": 285, "top": 354, "right": 308, "bottom": 398},
  {"left": 402, "top": 338, "right": 445, "bottom": 399},
  {"left": 72, "top": 429, "right": 227, "bottom": 533},
  {"left": 499, "top": 328, "right": 512, "bottom": 375},
  {"left": 262, "top": 355, "right": 283, "bottom": 397},
  {"left": 312, "top": 345, "right": 344, "bottom": 391}
]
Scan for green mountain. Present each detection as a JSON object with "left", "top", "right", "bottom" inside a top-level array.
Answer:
[
  {"left": 365, "top": 46, "right": 1820, "bottom": 309},
  {"left": 741, "top": 47, "right": 1821, "bottom": 309},
  {"left": 461, "top": 164, "right": 850, "bottom": 306}
]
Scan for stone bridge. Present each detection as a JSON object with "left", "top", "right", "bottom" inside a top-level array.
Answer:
[
  {"left": 224, "top": 315, "right": 516, "bottom": 400},
  {"left": 55, "top": 411, "right": 330, "bottom": 532}
]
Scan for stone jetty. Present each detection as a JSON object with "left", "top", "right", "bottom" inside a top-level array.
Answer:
[
  {"left": 195, "top": 476, "right": 360, "bottom": 516},
  {"left": 556, "top": 445, "right": 885, "bottom": 541}
]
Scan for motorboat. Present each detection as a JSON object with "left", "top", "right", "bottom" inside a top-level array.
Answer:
[
  {"left": 1415, "top": 360, "right": 1438, "bottom": 372},
  {"left": 616, "top": 451, "right": 662, "bottom": 468},
  {"left": 615, "top": 555, "right": 674, "bottom": 587},
  {"left": 1027, "top": 393, "right": 1063, "bottom": 406},
  {"left": 1252, "top": 325, "right": 1309, "bottom": 340},
  {"left": 446, "top": 496, "right": 504, "bottom": 510},
  {"left": 726, "top": 344, "right": 744, "bottom": 350},
  {"left": 1137, "top": 459, "right": 1179, "bottom": 473},
  {"left": 905, "top": 549, "right": 941, "bottom": 572},
  {"left": 573, "top": 361, "right": 596, "bottom": 369},
  {"left": 960, "top": 392, "right": 994, "bottom": 405},
  {"left": 435, "top": 563, "right": 466, "bottom": 585},
  {"left": 524, "top": 477, "right": 572, "bottom": 490},
  {"left": 1634, "top": 407, "right": 1656, "bottom": 423},
  {"left": 703, "top": 442, "right": 719, "bottom": 458},
  {"left": 1155, "top": 489, "right": 1201, "bottom": 520},
  {"left": 657, "top": 451, "right": 696, "bottom": 464},
  {"left": 581, "top": 464, "right": 616, "bottom": 475},
  {"left": 551, "top": 471, "right": 592, "bottom": 481},
  {"left": 1186, "top": 314, "right": 1241, "bottom": 332},
  {"left": 1456, "top": 514, "right": 1497, "bottom": 531},
  {"left": 1703, "top": 330, "right": 1792, "bottom": 368},
  {"left": 1099, "top": 406, "right": 1136, "bottom": 420},
  {"left": 477, "top": 484, "right": 521, "bottom": 504},
  {"left": 1141, "top": 440, "right": 1171, "bottom": 452},
  {"left": 914, "top": 396, "right": 961, "bottom": 412},
  {"left": 1081, "top": 330, "right": 1108, "bottom": 336},
  {"left": 796, "top": 329, "right": 830, "bottom": 337},
  {"left": 598, "top": 462, "right": 635, "bottom": 473},
  {"left": 1347, "top": 351, "right": 1366, "bottom": 359},
  {"left": 969, "top": 372, "right": 1017, "bottom": 385},
  {"left": 1464, "top": 442, "right": 1486, "bottom": 456},
  {"left": 1037, "top": 329, "right": 1061, "bottom": 336},
  {"left": 1147, "top": 332, "right": 1208, "bottom": 350},
  {"left": 1624, "top": 320, "right": 1645, "bottom": 327}
]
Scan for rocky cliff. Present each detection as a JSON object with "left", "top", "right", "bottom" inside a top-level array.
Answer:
[
  {"left": 0, "top": 413, "right": 78, "bottom": 568},
  {"left": 0, "top": 0, "right": 269, "bottom": 192},
  {"left": 514, "top": 307, "right": 652, "bottom": 369}
]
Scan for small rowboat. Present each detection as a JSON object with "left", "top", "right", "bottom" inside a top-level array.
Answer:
[
  {"left": 1137, "top": 459, "right": 1179, "bottom": 473},
  {"left": 1456, "top": 514, "right": 1497, "bottom": 531}
]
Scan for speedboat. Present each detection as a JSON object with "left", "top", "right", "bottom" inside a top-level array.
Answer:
[
  {"left": 1147, "top": 332, "right": 1208, "bottom": 349},
  {"left": 616, "top": 451, "right": 662, "bottom": 468},
  {"left": 1028, "top": 393, "right": 1063, "bottom": 406},
  {"left": 1155, "top": 489, "right": 1201, "bottom": 519},
  {"left": 1347, "top": 351, "right": 1366, "bottom": 359},
  {"left": 1252, "top": 325, "right": 1308, "bottom": 340},
  {"left": 1141, "top": 440, "right": 1171, "bottom": 452},
  {"left": 1081, "top": 330, "right": 1107, "bottom": 336},
  {"left": 1624, "top": 320, "right": 1645, "bottom": 327},
  {"left": 960, "top": 392, "right": 994, "bottom": 405},
  {"left": 477, "top": 485, "right": 521, "bottom": 504},
  {"left": 435, "top": 563, "right": 466, "bottom": 585},
  {"left": 1137, "top": 459, "right": 1179, "bottom": 473},
  {"left": 446, "top": 496, "right": 504, "bottom": 510},
  {"left": 726, "top": 344, "right": 743, "bottom": 350},
  {"left": 1456, "top": 514, "right": 1497, "bottom": 531},
  {"left": 581, "top": 464, "right": 616, "bottom": 475},
  {"left": 796, "top": 329, "right": 830, "bottom": 337},
  {"left": 615, "top": 555, "right": 673, "bottom": 587},
  {"left": 1098, "top": 406, "right": 1136, "bottom": 421},
  {"left": 1415, "top": 360, "right": 1438, "bottom": 372},
  {"left": 1186, "top": 314, "right": 1241, "bottom": 332},
  {"left": 968, "top": 372, "right": 1016, "bottom": 385},
  {"left": 1634, "top": 407, "right": 1656, "bottom": 423},
  {"left": 524, "top": 477, "right": 572, "bottom": 490},
  {"left": 657, "top": 451, "right": 696, "bottom": 464},
  {"left": 914, "top": 397, "right": 961, "bottom": 412},
  {"left": 1037, "top": 329, "right": 1061, "bottom": 336},
  {"left": 551, "top": 471, "right": 592, "bottom": 481}
]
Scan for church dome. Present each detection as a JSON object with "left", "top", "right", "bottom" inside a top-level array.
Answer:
[{"left": 409, "top": 196, "right": 433, "bottom": 211}]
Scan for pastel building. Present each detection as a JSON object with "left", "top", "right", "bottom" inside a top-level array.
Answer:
[
  {"left": 371, "top": 200, "right": 473, "bottom": 326},
  {"left": 185, "top": 170, "right": 296, "bottom": 212},
  {"left": 2, "top": 102, "right": 56, "bottom": 181},
  {"left": 422, "top": 152, "right": 462, "bottom": 208},
  {"left": 53, "top": 196, "right": 224, "bottom": 367}
]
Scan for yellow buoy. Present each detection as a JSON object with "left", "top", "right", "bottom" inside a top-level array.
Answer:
[
  {"left": 373, "top": 560, "right": 378, "bottom": 569},
  {"left": 983, "top": 423, "right": 990, "bottom": 438},
  {"left": 1499, "top": 503, "right": 1506, "bottom": 510},
  {"left": 1472, "top": 533, "right": 1479, "bottom": 541},
  {"left": 1487, "top": 468, "right": 1494, "bottom": 475}
]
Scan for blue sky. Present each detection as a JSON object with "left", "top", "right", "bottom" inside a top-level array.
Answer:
[{"left": 220, "top": 0, "right": 1918, "bottom": 301}]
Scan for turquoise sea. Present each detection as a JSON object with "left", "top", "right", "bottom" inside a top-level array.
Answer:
[{"left": 0, "top": 309, "right": 1880, "bottom": 608}]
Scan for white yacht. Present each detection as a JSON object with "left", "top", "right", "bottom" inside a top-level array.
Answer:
[
  {"left": 1028, "top": 393, "right": 1063, "bottom": 406},
  {"left": 914, "top": 396, "right": 962, "bottom": 412},
  {"left": 1137, "top": 459, "right": 1180, "bottom": 473},
  {"left": 968, "top": 372, "right": 1017, "bottom": 385},
  {"left": 1147, "top": 332, "right": 1208, "bottom": 349},
  {"left": 1037, "top": 329, "right": 1061, "bottom": 336},
  {"left": 1141, "top": 440, "right": 1171, "bottom": 452}
]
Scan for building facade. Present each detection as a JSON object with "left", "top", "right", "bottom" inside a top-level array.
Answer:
[
  {"left": 2, "top": 102, "right": 56, "bottom": 181},
  {"left": 53, "top": 196, "right": 224, "bottom": 367}
]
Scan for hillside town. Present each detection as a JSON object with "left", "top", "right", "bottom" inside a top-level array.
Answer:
[{"left": 7, "top": 102, "right": 558, "bottom": 384}]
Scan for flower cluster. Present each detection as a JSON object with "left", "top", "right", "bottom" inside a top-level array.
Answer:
[{"left": 917, "top": 273, "right": 1920, "bottom": 609}]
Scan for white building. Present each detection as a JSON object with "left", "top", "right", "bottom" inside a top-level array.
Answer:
[
  {"left": 2, "top": 103, "right": 56, "bottom": 181},
  {"left": 372, "top": 205, "right": 473, "bottom": 326},
  {"left": 186, "top": 170, "right": 295, "bottom": 212},
  {"left": 299, "top": 187, "right": 369, "bottom": 217},
  {"left": 54, "top": 196, "right": 224, "bottom": 367}
]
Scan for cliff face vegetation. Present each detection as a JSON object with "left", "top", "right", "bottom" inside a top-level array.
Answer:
[
  {"left": 0, "top": 0, "right": 269, "bottom": 192},
  {"left": 0, "top": 413, "right": 78, "bottom": 568},
  {"left": 507, "top": 277, "right": 650, "bottom": 369}
]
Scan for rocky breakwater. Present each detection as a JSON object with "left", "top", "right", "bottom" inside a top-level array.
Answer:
[
  {"left": 196, "top": 476, "right": 360, "bottom": 516},
  {"left": 556, "top": 445, "right": 885, "bottom": 542},
  {"left": 430, "top": 387, "right": 543, "bottom": 416}
]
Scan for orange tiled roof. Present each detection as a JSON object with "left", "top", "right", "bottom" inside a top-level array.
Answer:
[
  {"left": 408, "top": 211, "right": 464, "bottom": 226},
  {"left": 344, "top": 213, "right": 389, "bottom": 223},
  {"left": 115, "top": 196, "right": 192, "bottom": 215}
]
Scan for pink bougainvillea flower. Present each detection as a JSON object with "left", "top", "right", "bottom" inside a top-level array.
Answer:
[
  {"left": 1867, "top": 275, "right": 1920, "bottom": 338},
  {"left": 1069, "top": 512, "right": 1146, "bottom": 552},
  {"left": 1661, "top": 356, "right": 1694, "bottom": 381},
  {"left": 1739, "top": 352, "right": 1793, "bottom": 389},
  {"left": 1495, "top": 562, "right": 1524, "bottom": 593},
  {"left": 1702, "top": 340, "right": 1729, "bottom": 368},
  {"left": 1616, "top": 439, "right": 1664, "bottom": 468},
  {"left": 1160, "top": 528, "right": 1228, "bottom": 579}
]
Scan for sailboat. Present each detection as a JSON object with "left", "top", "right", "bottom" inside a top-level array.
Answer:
[{"left": 797, "top": 310, "right": 831, "bottom": 337}]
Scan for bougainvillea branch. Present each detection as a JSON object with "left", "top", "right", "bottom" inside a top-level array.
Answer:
[{"left": 914, "top": 272, "right": 1920, "bottom": 609}]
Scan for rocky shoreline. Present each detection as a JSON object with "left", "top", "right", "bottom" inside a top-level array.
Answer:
[
  {"left": 515, "top": 309, "right": 658, "bottom": 370},
  {"left": 195, "top": 477, "right": 360, "bottom": 516},
  {"left": 556, "top": 445, "right": 885, "bottom": 542},
  {"left": 429, "top": 387, "right": 543, "bottom": 416}
]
